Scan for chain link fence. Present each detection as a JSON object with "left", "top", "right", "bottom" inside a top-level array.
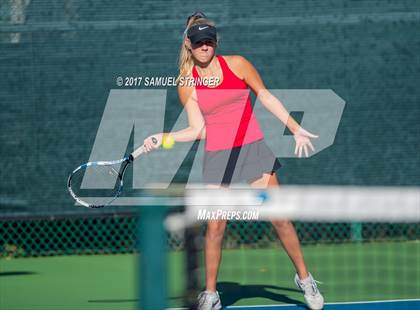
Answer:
[{"left": 1, "top": 214, "right": 418, "bottom": 258}]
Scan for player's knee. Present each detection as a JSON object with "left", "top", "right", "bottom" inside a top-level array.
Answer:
[
  {"left": 206, "top": 221, "right": 226, "bottom": 241},
  {"left": 271, "top": 219, "right": 292, "bottom": 230}
]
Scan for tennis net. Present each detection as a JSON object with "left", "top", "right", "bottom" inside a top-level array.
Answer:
[{"left": 163, "top": 185, "right": 419, "bottom": 309}]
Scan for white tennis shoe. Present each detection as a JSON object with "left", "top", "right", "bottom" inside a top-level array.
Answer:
[
  {"left": 197, "top": 290, "right": 222, "bottom": 310},
  {"left": 294, "top": 273, "right": 324, "bottom": 310}
]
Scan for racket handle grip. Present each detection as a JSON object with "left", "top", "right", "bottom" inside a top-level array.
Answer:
[
  {"left": 130, "top": 145, "right": 145, "bottom": 160},
  {"left": 130, "top": 137, "right": 158, "bottom": 160}
]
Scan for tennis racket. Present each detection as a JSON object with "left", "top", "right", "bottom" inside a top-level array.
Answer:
[{"left": 67, "top": 137, "right": 157, "bottom": 208}]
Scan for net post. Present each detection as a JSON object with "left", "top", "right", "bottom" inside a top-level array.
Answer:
[
  {"left": 138, "top": 204, "right": 168, "bottom": 310},
  {"left": 351, "top": 222, "right": 363, "bottom": 242},
  {"left": 184, "top": 223, "right": 202, "bottom": 309}
]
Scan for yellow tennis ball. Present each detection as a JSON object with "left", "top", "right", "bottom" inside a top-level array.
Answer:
[{"left": 162, "top": 135, "right": 175, "bottom": 149}]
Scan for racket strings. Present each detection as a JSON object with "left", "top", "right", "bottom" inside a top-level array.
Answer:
[{"left": 69, "top": 164, "right": 123, "bottom": 207}]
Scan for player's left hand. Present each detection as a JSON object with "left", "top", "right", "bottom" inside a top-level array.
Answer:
[{"left": 293, "top": 127, "right": 318, "bottom": 158}]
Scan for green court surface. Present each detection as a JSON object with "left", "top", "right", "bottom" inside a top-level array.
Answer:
[{"left": 0, "top": 241, "right": 418, "bottom": 310}]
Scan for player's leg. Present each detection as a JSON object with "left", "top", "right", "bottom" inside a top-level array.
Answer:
[
  {"left": 250, "top": 173, "right": 309, "bottom": 278},
  {"left": 197, "top": 184, "right": 225, "bottom": 309},
  {"left": 205, "top": 219, "right": 227, "bottom": 291},
  {"left": 250, "top": 173, "right": 324, "bottom": 310}
]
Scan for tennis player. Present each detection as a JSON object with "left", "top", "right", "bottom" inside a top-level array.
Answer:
[{"left": 143, "top": 12, "right": 324, "bottom": 310}]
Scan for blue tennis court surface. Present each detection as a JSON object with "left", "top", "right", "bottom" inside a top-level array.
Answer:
[{"left": 224, "top": 299, "right": 420, "bottom": 310}]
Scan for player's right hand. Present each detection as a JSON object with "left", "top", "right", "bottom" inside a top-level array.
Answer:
[{"left": 143, "top": 134, "right": 162, "bottom": 153}]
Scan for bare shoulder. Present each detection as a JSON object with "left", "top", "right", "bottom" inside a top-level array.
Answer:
[
  {"left": 223, "top": 55, "right": 248, "bottom": 65},
  {"left": 177, "top": 80, "right": 196, "bottom": 106},
  {"left": 222, "top": 55, "right": 254, "bottom": 80}
]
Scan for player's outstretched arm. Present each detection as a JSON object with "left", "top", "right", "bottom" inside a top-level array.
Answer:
[{"left": 230, "top": 55, "right": 318, "bottom": 157}]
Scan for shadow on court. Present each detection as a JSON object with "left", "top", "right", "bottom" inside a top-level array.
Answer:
[
  {"left": 88, "top": 299, "right": 138, "bottom": 303},
  {"left": 0, "top": 271, "right": 37, "bottom": 277},
  {"left": 88, "top": 296, "right": 184, "bottom": 304},
  {"left": 217, "top": 281, "right": 306, "bottom": 307}
]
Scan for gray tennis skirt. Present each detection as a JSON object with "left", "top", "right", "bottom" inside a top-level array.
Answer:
[{"left": 202, "top": 139, "right": 282, "bottom": 185}]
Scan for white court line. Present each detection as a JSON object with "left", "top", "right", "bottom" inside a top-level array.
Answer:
[{"left": 167, "top": 298, "right": 420, "bottom": 309}]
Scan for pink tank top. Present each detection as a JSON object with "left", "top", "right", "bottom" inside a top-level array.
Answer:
[{"left": 193, "top": 55, "right": 264, "bottom": 151}]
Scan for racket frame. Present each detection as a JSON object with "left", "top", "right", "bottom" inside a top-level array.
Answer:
[
  {"left": 67, "top": 157, "right": 132, "bottom": 208},
  {"left": 67, "top": 137, "right": 156, "bottom": 208}
]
